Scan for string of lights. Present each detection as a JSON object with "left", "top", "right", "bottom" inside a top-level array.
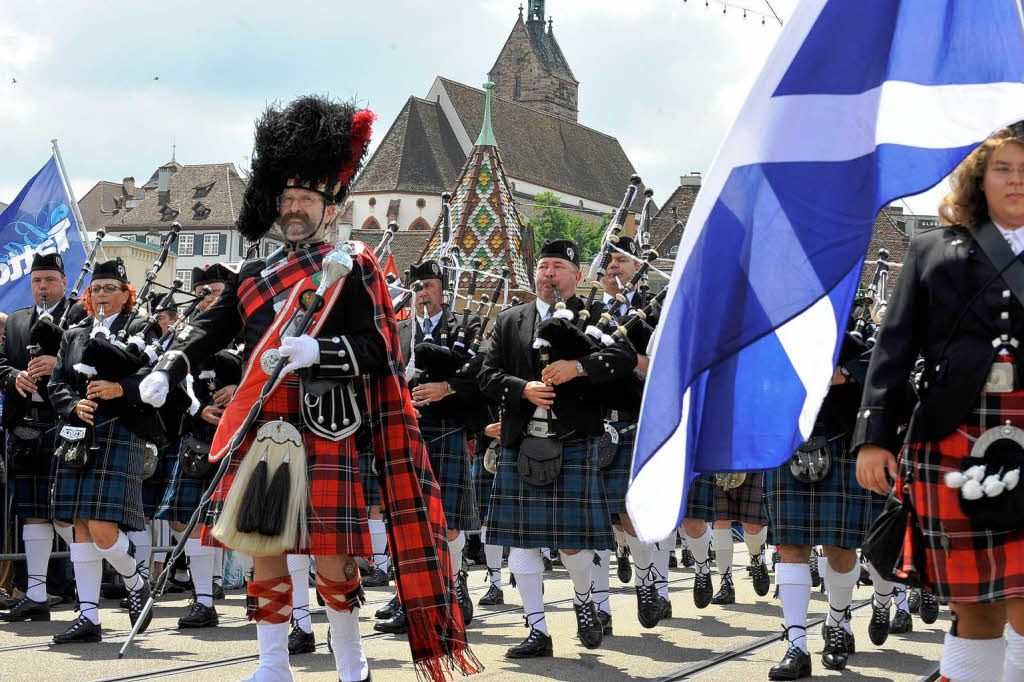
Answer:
[{"left": 682, "top": 0, "right": 784, "bottom": 26}]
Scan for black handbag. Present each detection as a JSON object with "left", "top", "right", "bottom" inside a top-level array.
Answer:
[
  {"left": 54, "top": 424, "right": 92, "bottom": 472},
  {"left": 178, "top": 433, "right": 214, "bottom": 478},
  {"left": 517, "top": 436, "right": 563, "bottom": 486},
  {"left": 862, "top": 482, "right": 926, "bottom": 587},
  {"left": 597, "top": 422, "right": 620, "bottom": 469}
]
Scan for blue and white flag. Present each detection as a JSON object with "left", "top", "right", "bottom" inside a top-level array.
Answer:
[
  {"left": 0, "top": 157, "right": 89, "bottom": 313},
  {"left": 627, "top": 0, "right": 1024, "bottom": 542}
]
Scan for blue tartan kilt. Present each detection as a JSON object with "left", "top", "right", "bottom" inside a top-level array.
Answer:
[
  {"left": 141, "top": 442, "right": 176, "bottom": 519},
  {"left": 685, "top": 472, "right": 768, "bottom": 526},
  {"left": 764, "top": 435, "right": 886, "bottom": 548},
  {"left": 155, "top": 443, "right": 213, "bottom": 524},
  {"left": 8, "top": 427, "right": 60, "bottom": 520},
  {"left": 485, "top": 439, "right": 614, "bottom": 551},
  {"left": 52, "top": 418, "right": 146, "bottom": 531},
  {"left": 421, "top": 422, "right": 479, "bottom": 531},
  {"left": 601, "top": 420, "right": 635, "bottom": 516},
  {"left": 472, "top": 452, "right": 495, "bottom": 525},
  {"left": 358, "top": 445, "right": 380, "bottom": 507}
]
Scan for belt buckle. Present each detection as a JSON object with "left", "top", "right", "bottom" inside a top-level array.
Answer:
[
  {"left": 608, "top": 410, "right": 621, "bottom": 422},
  {"left": 527, "top": 421, "right": 552, "bottom": 438},
  {"left": 984, "top": 361, "right": 1016, "bottom": 393}
]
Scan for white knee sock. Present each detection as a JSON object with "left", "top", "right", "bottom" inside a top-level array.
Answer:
[
  {"left": 684, "top": 526, "right": 712, "bottom": 576},
  {"left": 53, "top": 522, "right": 74, "bottom": 547},
  {"left": 368, "top": 518, "right": 389, "bottom": 572},
  {"left": 560, "top": 550, "right": 597, "bottom": 605},
  {"left": 169, "top": 529, "right": 190, "bottom": 582},
  {"left": 484, "top": 544, "right": 504, "bottom": 588},
  {"left": 541, "top": 547, "right": 552, "bottom": 560},
  {"left": 127, "top": 526, "right": 152, "bottom": 581},
  {"left": 866, "top": 562, "right": 895, "bottom": 607},
  {"left": 678, "top": 528, "right": 688, "bottom": 550},
  {"left": 185, "top": 538, "right": 215, "bottom": 608},
  {"left": 95, "top": 531, "right": 144, "bottom": 592},
  {"left": 251, "top": 621, "right": 293, "bottom": 681},
  {"left": 744, "top": 527, "right": 767, "bottom": 563},
  {"left": 325, "top": 605, "right": 367, "bottom": 682},
  {"left": 448, "top": 531, "right": 466, "bottom": 576},
  {"left": 626, "top": 533, "right": 656, "bottom": 588},
  {"left": 824, "top": 562, "right": 859, "bottom": 634},
  {"left": 776, "top": 562, "right": 812, "bottom": 653},
  {"left": 213, "top": 548, "right": 224, "bottom": 589},
  {"left": 940, "top": 632, "right": 1005, "bottom": 682},
  {"left": 23, "top": 523, "right": 54, "bottom": 602},
  {"left": 70, "top": 542, "right": 103, "bottom": 625},
  {"left": 711, "top": 529, "right": 734, "bottom": 577},
  {"left": 509, "top": 548, "right": 547, "bottom": 634},
  {"left": 1006, "top": 625, "right": 1024, "bottom": 681},
  {"left": 894, "top": 583, "right": 909, "bottom": 614},
  {"left": 592, "top": 549, "right": 612, "bottom": 615},
  {"left": 287, "top": 554, "right": 312, "bottom": 634},
  {"left": 817, "top": 553, "right": 827, "bottom": 578},
  {"left": 652, "top": 542, "right": 671, "bottom": 599},
  {"left": 612, "top": 525, "right": 627, "bottom": 552}
]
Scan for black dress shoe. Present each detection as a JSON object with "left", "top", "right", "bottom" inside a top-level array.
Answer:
[
  {"left": 163, "top": 576, "right": 192, "bottom": 595},
  {"left": 53, "top": 614, "right": 102, "bottom": 644},
  {"left": 455, "top": 571, "right": 473, "bottom": 626},
  {"left": 769, "top": 644, "right": 812, "bottom": 680},
  {"left": 668, "top": 551, "right": 678, "bottom": 569},
  {"left": 657, "top": 595, "right": 672, "bottom": 620},
  {"left": 860, "top": 563, "right": 873, "bottom": 586},
  {"left": 478, "top": 583, "right": 504, "bottom": 606},
  {"left": 126, "top": 582, "right": 153, "bottom": 634},
  {"left": 101, "top": 580, "right": 127, "bottom": 599},
  {"left": 681, "top": 547, "right": 695, "bottom": 568},
  {"left": 693, "top": 570, "right": 713, "bottom": 609},
  {"left": 288, "top": 622, "right": 316, "bottom": 653},
  {"left": 821, "top": 625, "right": 850, "bottom": 670},
  {"left": 574, "top": 601, "right": 603, "bottom": 649},
  {"left": 809, "top": 551, "right": 821, "bottom": 588},
  {"left": 920, "top": 590, "right": 939, "bottom": 624},
  {"left": 907, "top": 588, "right": 920, "bottom": 613},
  {"left": 636, "top": 585, "right": 662, "bottom": 629},
  {"left": 868, "top": 597, "right": 891, "bottom": 646},
  {"left": 506, "top": 628, "right": 553, "bottom": 658},
  {"left": 616, "top": 545, "right": 632, "bottom": 584},
  {"left": 212, "top": 583, "right": 225, "bottom": 600},
  {"left": 749, "top": 558, "right": 771, "bottom": 597},
  {"left": 177, "top": 598, "right": 219, "bottom": 629},
  {"left": 362, "top": 567, "right": 390, "bottom": 588},
  {"left": 890, "top": 609, "right": 913, "bottom": 634},
  {"left": 711, "top": 574, "right": 735, "bottom": 605},
  {"left": 375, "top": 595, "right": 400, "bottom": 620},
  {"left": 0, "top": 595, "right": 50, "bottom": 622},
  {"left": 597, "top": 609, "right": 613, "bottom": 635},
  {"left": 373, "top": 605, "right": 408, "bottom": 634}
]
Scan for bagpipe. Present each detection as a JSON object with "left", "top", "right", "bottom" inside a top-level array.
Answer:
[
  {"left": 374, "top": 219, "right": 398, "bottom": 260},
  {"left": 178, "top": 347, "right": 243, "bottom": 478}
]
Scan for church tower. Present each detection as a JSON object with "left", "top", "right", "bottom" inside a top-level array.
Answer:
[{"left": 488, "top": 1, "right": 579, "bottom": 122}]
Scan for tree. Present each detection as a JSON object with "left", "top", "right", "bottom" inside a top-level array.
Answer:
[{"left": 527, "top": 192, "right": 608, "bottom": 263}]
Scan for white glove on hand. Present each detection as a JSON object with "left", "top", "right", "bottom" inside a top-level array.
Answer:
[
  {"left": 279, "top": 335, "right": 320, "bottom": 376},
  {"left": 140, "top": 371, "right": 170, "bottom": 407}
]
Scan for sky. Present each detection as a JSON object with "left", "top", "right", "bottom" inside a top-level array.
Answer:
[{"left": 0, "top": 0, "right": 946, "bottom": 217}]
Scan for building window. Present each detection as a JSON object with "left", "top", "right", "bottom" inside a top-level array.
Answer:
[
  {"left": 192, "top": 201, "right": 211, "bottom": 220},
  {"left": 262, "top": 241, "right": 279, "bottom": 257},
  {"left": 122, "top": 234, "right": 134, "bottom": 242},
  {"left": 368, "top": 197, "right": 376, "bottom": 207},
  {"left": 160, "top": 206, "right": 179, "bottom": 222},
  {"left": 409, "top": 217, "right": 431, "bottom": 231},
  {"left": 514, "top": 76, "right": 521, "bottom": 99},
  {"left": 669, "top": 245, "right": 679, "bottom": 257},
  {"left": 178, "top": 233, "right": 194, "bottom": 256},
  {"left": 176, "top": 269, "right": 193, "bottom": 292},
  {"left": 203, "top": 233, "right": 220, "bottom": 256},
  {"left": 361, "top": 216, "right": 381, "bottom": 231},
  {"left": 192, "top": 182, "right": 215, "bottom": 199},
  {"left": 416, "top": 198, "right": 426, "bottom": 209}
]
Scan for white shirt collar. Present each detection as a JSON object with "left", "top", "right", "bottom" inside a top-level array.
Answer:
[
  {"left": 995, "top": 220, "right": 1024, "bottom": 256},
  {"left": 535, "top": 298, "right": 552, "bottom": 319},
  {"left": 35, "top": 300, "right": 60, "bottom": 316},
  {"left": 101, "top": 313, "right": 119, "bottom": 329},
  {"left": 601, "top": 291, "right": 634, "bottom": 307},
  {"left": 417, "top": 309, "right": 443, "bottom": 331}
]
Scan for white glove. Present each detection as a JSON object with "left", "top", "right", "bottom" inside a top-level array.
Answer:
[
  {"left": 279, "top": 335, "right": 320, "bottom": 376},
  {"left": 140, "top": 371, "right": 170, "bottom": 407}
]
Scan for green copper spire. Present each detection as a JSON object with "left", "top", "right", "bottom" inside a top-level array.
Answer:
[{"left": 475, "top": 81, "right": 498, "bottom": 147}]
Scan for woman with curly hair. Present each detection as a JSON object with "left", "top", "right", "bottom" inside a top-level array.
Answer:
[
  {"left": 855, "top": 121, "right": 1024, "bottom": 681},
  {"left": 47, "top": 259, "right": 162, "bottom": 644}
]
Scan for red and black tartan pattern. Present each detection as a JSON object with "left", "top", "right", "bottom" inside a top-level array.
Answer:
[
  {"left": 420, "top": 421, "right": 480, "bottom": 532},
  {"left": 51, "top": 418, "right": 146, "bottom": 531},
  {"left": 237, "top": 243, "right": 333, "bottom": 320},
  {"left": 685, "top": 472, "right": 769, "bottom": 526},
  {"left": 7, "top": 428, "right": 60, "bottom": 520},
  {"left": 764, "top": 434, "right": 886, "bottom": 548},
  {"left": 897, "top": 389, "right": 1024, "bottom": 604},
  {"left": 200, "top": 376, "right": 373, "bottom": 557}
]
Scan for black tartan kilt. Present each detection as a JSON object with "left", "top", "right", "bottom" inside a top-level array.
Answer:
[
  {"left": 472, "top": 452, "right": 495, "bottom": 525},
  {"left": 601, "top": 420, "right": 635, "bottom": 517},
  {"left": 8, "top": 428, "right": 60, "bottom": 520},
  {"left": 685, "top": 472, "right": 768, "bottom": 526},
  {"left": 421, "top": 421, "right": 479, "bottom": 531},
  {"left": 485, "top": 439, "right": 614, "bottom": 551},
  {"left": 764, "top": 435, "right": 886, "bottom": 548},
  {"left": 141, "top": 442, "right": 176, "bottom": 519},
  {"left": 52, "top": 418, "right": 146, "bottom": 531},
  {"left": 155, "top": 442, "right": 213, "bottom": 524}
]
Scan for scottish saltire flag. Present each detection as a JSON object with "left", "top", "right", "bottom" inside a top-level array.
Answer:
[
  {"left": 0, "top": 157, "right": 89, "bottom": 312},
  {"left": 626, "top": 0, "right": 1024, "bottom": 543}
]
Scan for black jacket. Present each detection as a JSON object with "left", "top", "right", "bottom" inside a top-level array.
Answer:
[
  {"left": 0, "top": 298, "right": 84, "bottom": 428},
  {"left": 853, "top": 225, "right": 1024, "bottom": 454},
  {"left": 478, "top": 296, "right": 637, "bottom": 447}
]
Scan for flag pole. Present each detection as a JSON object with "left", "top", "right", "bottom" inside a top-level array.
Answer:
[{"left": 50, "top": 138, "right": 103, "bottom": 259}]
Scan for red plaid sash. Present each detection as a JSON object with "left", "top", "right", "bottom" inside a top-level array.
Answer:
[{"left": 237, "top": 243, "right": 333, "bottom": 319}]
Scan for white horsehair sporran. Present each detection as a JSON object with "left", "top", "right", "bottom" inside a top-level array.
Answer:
[{"left": 213, "top": 419, "right": 309, "bottom": 556}]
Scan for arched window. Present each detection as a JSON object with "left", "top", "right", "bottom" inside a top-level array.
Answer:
[
  {"left": 361, "top": 216, "right": 381, "bottom": 231},
  {"left": 409, "top": 217, "right": 431, "bottom": 231}
]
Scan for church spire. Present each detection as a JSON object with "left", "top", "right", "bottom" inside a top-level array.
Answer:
[{"left": 475, "top": 81, "right": 498, "bottom": 147}]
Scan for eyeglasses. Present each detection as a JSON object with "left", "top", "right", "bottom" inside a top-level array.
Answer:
[
  {"left": 90, "top": 284, "right": 124, "bottom": 294},
  {"left": 278, "top": 195, "right": 323, "bottom": 210}
]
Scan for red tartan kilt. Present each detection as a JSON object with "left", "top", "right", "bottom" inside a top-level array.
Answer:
[
  {"left": 201, "top": 378, "right": 372, "bottom": 557},
  {"left": 897, "top": 389, "right": 1024, "bottom": 604}
]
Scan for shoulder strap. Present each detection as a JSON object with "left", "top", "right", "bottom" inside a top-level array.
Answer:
[{"left": 969, "top": 221, "right": 1024, "bottom": 308}]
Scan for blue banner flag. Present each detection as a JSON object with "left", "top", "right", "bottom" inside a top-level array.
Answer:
[
  {"left": 0, "top": 157, "right": 88, "bottom": 313},
  {"left": 627, "top": 0, "right": 1024, "bottom": 542}
]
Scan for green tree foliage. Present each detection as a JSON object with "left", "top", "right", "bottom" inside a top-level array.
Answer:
[{"left": 528, "top": 192, "right": 609, "bottom": 263}]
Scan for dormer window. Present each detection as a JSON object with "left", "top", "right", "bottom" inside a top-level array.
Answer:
[
  {"left": 192, "top": 201, "right": 211, "bottom": 220},
  {"left": 193, "top": 181, "right": 215, "bottom": 199},
  {"left": 160, "top": 206, "right": 179, "bottom": 222}
]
